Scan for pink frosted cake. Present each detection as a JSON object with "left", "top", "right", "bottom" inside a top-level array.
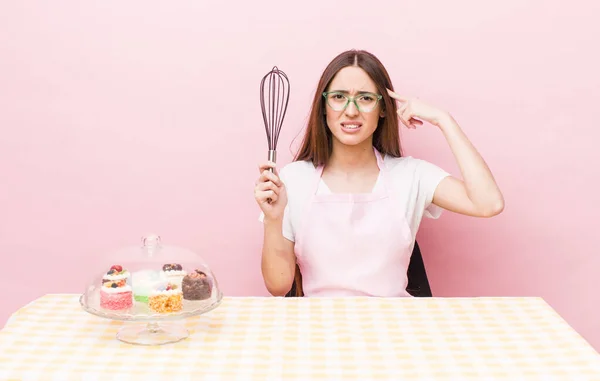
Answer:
[{"left": 100, "top": 265, "right": 133, "bottom": 310}]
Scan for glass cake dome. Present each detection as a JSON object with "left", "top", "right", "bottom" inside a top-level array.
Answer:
[{"left": 79, "top": 234, "right": 223, "bottom": 345}]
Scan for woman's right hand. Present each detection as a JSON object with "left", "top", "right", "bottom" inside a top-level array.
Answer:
[{"left": 254, "top": 162, "right": 287, "bottom": 221}]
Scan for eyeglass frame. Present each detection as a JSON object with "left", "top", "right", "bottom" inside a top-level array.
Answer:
[{"left": 322, "top": 91, "right": 383, "bottom": 113}]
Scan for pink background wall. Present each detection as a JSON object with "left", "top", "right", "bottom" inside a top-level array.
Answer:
[{"left": 1, "top": 1, "right": 599, "bottom": 350}]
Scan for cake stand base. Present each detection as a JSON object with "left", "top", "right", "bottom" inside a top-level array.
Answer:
[{"left": 117, "top": 322, "right": 189, "bottom": 345}]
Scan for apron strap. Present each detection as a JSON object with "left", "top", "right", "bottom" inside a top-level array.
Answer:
[{"left": 312, "top": 164, "right": 325, "bottom": 195}]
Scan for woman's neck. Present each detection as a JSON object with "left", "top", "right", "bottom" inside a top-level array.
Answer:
[{"left": 327, "top": 139, "right": 377, "bottom": 174}]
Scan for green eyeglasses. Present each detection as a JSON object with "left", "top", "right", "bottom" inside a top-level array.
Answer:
[{"left": 322, "top": 91, "right": 383, "bottom": 112}]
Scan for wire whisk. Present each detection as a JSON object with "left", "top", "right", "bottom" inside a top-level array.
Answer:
[{"left": 260, "top": 66, "right": 290, "bottom": 173}]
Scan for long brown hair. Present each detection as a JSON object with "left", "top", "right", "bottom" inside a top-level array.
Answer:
[
  {"left": 289, "top": 50, "right": 403, "bottom": 297},
  {"left": 294, "top": 49, "right": 403, "bottom": 166}
]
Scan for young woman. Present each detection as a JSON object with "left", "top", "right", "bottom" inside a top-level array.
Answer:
[{"left": 254, "top": 49, "right": 504, "bottom": 297}]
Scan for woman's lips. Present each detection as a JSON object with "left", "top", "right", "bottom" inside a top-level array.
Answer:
[{"left": 340, "top": 121, "right": 362, "bottom": 134}]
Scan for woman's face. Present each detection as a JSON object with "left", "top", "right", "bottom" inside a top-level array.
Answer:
[{"left": 324, "top": 66, "right": 383, "bottom": 149}]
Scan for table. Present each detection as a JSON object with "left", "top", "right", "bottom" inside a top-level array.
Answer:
[{"left": 1, "top": 294, "right": 599, "bottom": 380}]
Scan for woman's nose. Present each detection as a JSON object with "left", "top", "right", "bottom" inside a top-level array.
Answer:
[{"left": 344, "top": 101, "right": 359, "bottom": 116}]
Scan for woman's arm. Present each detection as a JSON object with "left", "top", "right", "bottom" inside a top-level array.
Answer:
[
  {"left": 387, "top": 89, "right": 504, "bottom": 218},
  {"left": 431, "top": 115, "right": 504, "bottom": 217},
  {"left": 261, "top": 216, "right": 297, "bottom": 296},
  {"left": 255, "top": 161, "right": 297, "bottom": 295}
]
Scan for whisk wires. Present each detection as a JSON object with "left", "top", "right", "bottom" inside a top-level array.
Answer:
[{"left": 260, "top": 66, "right": 290, "bottom": 151}]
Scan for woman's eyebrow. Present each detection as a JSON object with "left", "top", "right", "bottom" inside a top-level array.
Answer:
[{"left": 329, "top": 89, "right": 376, "bottom": 94}]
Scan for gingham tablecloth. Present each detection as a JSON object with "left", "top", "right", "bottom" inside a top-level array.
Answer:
[{"left": 1, "top": 295, "right": 599, "bottom": 380}]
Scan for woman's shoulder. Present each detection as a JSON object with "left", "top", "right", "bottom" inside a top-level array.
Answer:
[
  {"left": 279, "top": 160, "right": 316, "bottom": 207},
  {"left": 279, "top": 160, "right": 316, "bottom": 182},
  {"left": 382, "top": 154, "right": 422, "bottom": 172}
]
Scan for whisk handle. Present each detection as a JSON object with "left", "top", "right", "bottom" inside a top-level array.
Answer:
[
  {"left": 268, "top": 150, "right": 277, "bottom": 173},
  {"left": 266, "top": 150, "right": 277, "bottom": 203}
]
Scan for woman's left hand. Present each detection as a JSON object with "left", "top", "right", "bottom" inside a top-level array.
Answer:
[{"left": 386, "top": 88, "right": 450, "bottom": 130}]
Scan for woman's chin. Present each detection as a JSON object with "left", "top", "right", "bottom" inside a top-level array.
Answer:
[{"left": 332, "top": 133, "right": 371, "bottom": 147}]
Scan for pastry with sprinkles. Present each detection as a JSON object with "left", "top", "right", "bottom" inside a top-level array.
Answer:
[{"left": 148, "top": 282, "right": 183, "bottom": 313}]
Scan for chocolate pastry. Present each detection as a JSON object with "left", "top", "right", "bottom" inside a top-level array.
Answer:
[{"left": 182, "top": 269, "right": 212, "bottom": 300}]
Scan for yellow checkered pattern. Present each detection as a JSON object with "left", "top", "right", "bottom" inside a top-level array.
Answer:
[{"left": 1, "top": 294, "right": 599, "bottom": 380}]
